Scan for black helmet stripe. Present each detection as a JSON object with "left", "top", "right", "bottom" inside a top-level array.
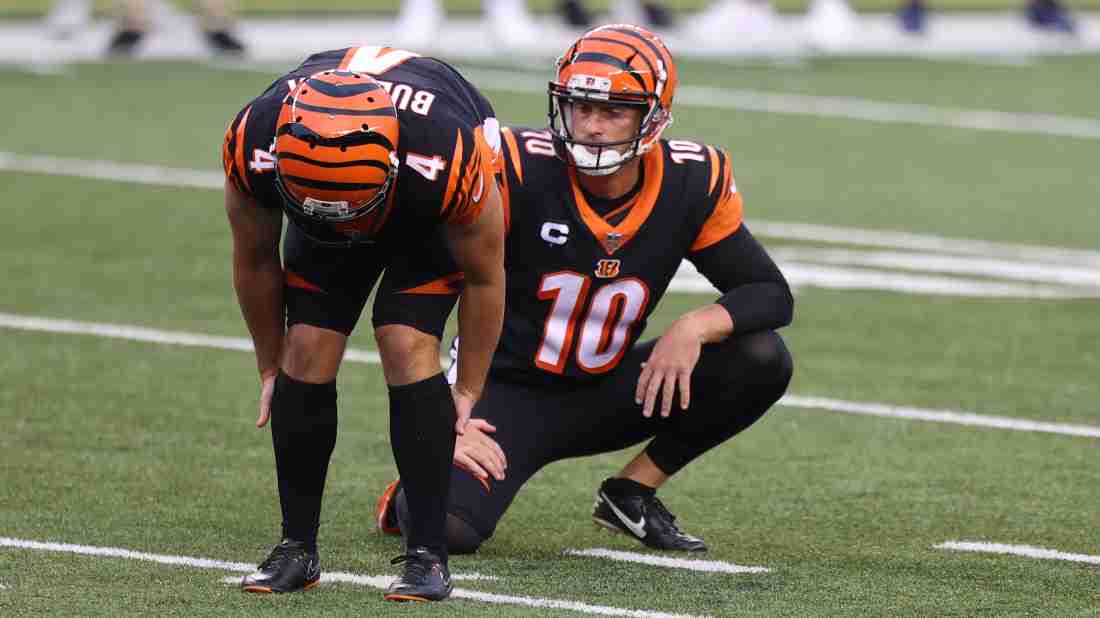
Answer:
[
  {"left": 303, "top": 78, "right": 384, "bottom": 98},
  {"left": 604, "top": 26, "right": 670, "bottom": 69},
  {"left": 277, "top": 122, "right": 396, "bottom": 151},
  {"left": 571, "top": 52, "right": 648, "bottom": 91},
  {"left": 282, "top": 175, "right": 383, "bottom": 191},
  {"left": 293, "top": 101, "right": 397, "bottom": 118},
  {"left": 583, "top": 36, "right": 657, "bottom": 87},
  {"left": 277, "top": 151, "right": 392, "bottom": 171}
]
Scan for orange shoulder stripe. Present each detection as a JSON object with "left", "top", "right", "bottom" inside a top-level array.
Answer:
[
  {"left": 692, "top": 155, "right": 743, "bottom": 252},
  {"left": 234, "top": 105, "right": 253, "bottom": 193},
  {"left": 337, "top": 47, "right": 358, "bottom": 70},
  {"left": 706, "top": 145, "right": 720, "bottom": 195},
  {"left": 441, "top": 129, "right": 465, "bottom": 219},
  {"left": 501, "top": 127, "right": 523, "bottom": 185}
]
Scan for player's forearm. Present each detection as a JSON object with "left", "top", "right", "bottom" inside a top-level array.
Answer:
[
  {"left": 676, "top": 303, "right": 736, "bottom": 345},
  {"left": 453, "top": 274, "right": 505, "bottom": 401},
  {"left": 233, "top": 257, "right": 285, "bottom": 378}
]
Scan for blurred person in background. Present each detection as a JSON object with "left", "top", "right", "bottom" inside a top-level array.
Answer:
[
  {"left": 395, "top": 0, "right": 673, "bottom": 50},
  {"left": 395, "top": 0, "right": 541, "bottom": 49},
  {"left": 107, "top": 0, "right": 246, "bottom": 55},
  {"left": 558, "top": 0, "right": 674, "bottom": 28},
  {"left": 898, "top": 0, "right": 1076, "bottom": 33}
]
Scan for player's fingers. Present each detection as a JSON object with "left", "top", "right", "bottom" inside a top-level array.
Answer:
[
  {"left": 482, "top": 435, "right": 507, "bottom": 469},
  {"left": 635, "top": 364, "right": 654, "bottom": 405},
  {"left": 471, "top": 445, "right": 505, "bottom": 480},
  {"left": 643, "top": 370, "right": 665, "bottom": 418},
  {"left": 455, "top": 452, "right": 490, "bottom": 481},
  {"left": 256, "top": 392, "right": 272, "bottom": 428},
  {"left": 468, "top": 418, "right": 497, "bottom": 433},
  {"left": 679, "top": 369, "right": 692, "bottom": 410},
  {"left": 660, "top": 369, "right": 677, "bottom": 417}
]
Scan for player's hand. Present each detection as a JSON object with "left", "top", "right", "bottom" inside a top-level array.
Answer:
[
  {"left": 256, "top": 370, "right": 277, "bottom": 428},
  {"left": 453, "top": 418, "right": 507, "bottom": 486},
  {"left": 451, "top": 385, "right": 478, "bottom": 435},
  {"left": 636, "top": 318, "right": 704, "bottom": 418}
]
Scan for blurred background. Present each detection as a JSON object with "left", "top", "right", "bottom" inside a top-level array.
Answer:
[{"left": 1, "top": 0, "right": 1097, "bottom": 63}]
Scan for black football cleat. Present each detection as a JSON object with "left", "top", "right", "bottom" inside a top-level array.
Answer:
[
  {"left": 383, "top": 547, "right": 452, "bottom": 602},
  {"left": 106, "top": 30, "right": 143, "bottom": 56},
  {"left": 241, "top": 539, "right": 320, "bottom": 593},
  {"left": 592, "top": 479, "right": 708, "bottom": 552},
  {"left": 375, "top": 478, "right": 403, "bottom": 536},
  {"left": 205, "top": 30, "right": 246, "bottom": 54}
]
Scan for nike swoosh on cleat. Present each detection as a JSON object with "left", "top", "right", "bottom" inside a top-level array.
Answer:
[{"left": 600, "top": 491, "right": 647, "bottom": 539}]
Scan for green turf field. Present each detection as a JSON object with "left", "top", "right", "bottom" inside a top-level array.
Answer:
[{"left": 1, "top": 55, "right": 1099, "bottom": 616}]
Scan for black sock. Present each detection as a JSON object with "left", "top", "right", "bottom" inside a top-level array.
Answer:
[
  {"left": 604, "top": 477, "right": 657, "bottom": 497},
  {"left": 388, "top": 373, "right": 456, "bottom": 562},
  {"left": 270, "top": 370, "right": 338, "bottom": 554}
]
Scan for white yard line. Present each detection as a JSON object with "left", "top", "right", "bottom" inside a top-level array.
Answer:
[
  {"left": 750, "top": 221, "right": 1100, "bottom": 269},
  {"left": 459, "top": 69, "right": 1100, "bottom": 141},
  {"left": 0, "top": 312, "right": 381, "bottom": 364},
  {"left": 0, "top": 151, "right": 223, "bottom": 190},
  {"left": 768, "top": 247, "right": 1100, "bottom": 287},
  {"left": 3, "top": 311, "right": 1098, "bottom": 439},
  {"left": 0, "top": 537, "right": 708, "bottom": 618},
  {"left": 935, "top": 541, "right": 1100, "bottom": 565},
  {"left": 780, "top": 395, "right": 1100, "bottom": 439},
  {"left": 4, "top": 150, "right": 1097, "bottom": 269},
  {"left": 671, "top": 260, "right": 1100, "bottom": 299},
  {"left": 5, "top": 151, "right": 1100, "bottom": 299},
  {"left": 566, "top": 549, "right": 769, "bottom": 574}
]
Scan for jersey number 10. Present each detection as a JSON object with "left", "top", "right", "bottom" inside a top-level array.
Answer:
[{"left": 535, "top": 272, "right": 650, "bottom": 375}]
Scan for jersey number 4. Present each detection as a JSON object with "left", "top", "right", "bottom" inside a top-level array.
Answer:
[{"left": 535, "top": 272, "right": 650, "bottom": 375}]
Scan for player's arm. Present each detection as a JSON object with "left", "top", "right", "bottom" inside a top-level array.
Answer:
[
  {"left": 638, "top": 225, "right": 793, "bottom": 417},
  {"left": 444, "top": 180, "right": 506, "bottom": 432},
  {"left": 224, "top": 178, "right": 285, "bottom": 427}
]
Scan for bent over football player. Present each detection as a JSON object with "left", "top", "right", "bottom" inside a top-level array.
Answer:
[
  {"left": 376, "top": 25, "right": 793, "bottom": 555},
  {"left": 223, "top": 46, "right": 505, "bottom": 600}
]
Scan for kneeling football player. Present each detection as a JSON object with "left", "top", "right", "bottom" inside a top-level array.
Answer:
[{"left": 376, "top": 25, "right": 793, "bottom": 554}]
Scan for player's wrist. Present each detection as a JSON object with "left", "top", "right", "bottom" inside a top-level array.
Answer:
[{"left": 452, "top": 382, "right": 481, "bottom": 401}]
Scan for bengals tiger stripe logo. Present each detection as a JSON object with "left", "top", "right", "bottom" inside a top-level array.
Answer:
[{"left": 594, "top": 259, "right": 621, "bottom": 279}]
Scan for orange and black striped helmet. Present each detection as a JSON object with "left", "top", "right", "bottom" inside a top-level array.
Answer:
[
  {"left": 274, "top": 70, "right": 400, "bottom": 245},
  {"left": 548, "top": 24, "right": 678, "bottom": 173}
]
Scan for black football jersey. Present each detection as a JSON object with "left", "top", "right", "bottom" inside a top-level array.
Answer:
[
  {"left": 492, "top": 127, "right": 744, "bottom": 382},
  {"left": 222, "top": 46, "right": 500, "bottom": 243}
]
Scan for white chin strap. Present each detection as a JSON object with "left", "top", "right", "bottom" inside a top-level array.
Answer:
[{"left": 570, "top": 143, "right": 627, "bottom": 176}]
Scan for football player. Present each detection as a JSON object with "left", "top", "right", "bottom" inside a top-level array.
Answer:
[
  {"left": 223, "top": 46, "right": 505, "bottom": 601},
  {"left": 376, "top": 25, "right": 793, "bottom": 555}
]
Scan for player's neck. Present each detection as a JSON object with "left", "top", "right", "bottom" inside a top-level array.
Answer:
[{"left": 576, "top": 157, "right": 641, "bottom": 201}]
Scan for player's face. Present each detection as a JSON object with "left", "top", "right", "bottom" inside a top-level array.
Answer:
[{"left": 568, "top": 101, "right": 643, "bottom": 154}]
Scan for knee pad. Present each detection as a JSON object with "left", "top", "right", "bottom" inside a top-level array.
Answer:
[{"left": 445, "top": 513, "right": 485, "bottom": 555}]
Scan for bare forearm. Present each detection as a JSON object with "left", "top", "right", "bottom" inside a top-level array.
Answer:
[
  {"left": 233, "top": 259, "right": 285, "bottom": 377},
  {"left": 454, "top": 276, "right": 504, "bottom": 401},
  {"left": 676, "top": 303, "right": 735, "bottom": 345}
]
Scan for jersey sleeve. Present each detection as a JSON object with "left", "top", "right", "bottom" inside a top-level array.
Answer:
[
  {"left": 221, "top": 104, "right": 254, "bottom": 197},
  {"left": 689, "top": 147, "right": 743, "bottom": 253},
  {"left": 440, "top": 119, "right": 501, "bottom": 226}
]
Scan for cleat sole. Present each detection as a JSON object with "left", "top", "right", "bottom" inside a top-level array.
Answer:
[
  {"left": 384, "top": 593, "right": 433, "bottom": 602},
  {"left": 242, "top": 578, "right": 319, "bottom": 594}
]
